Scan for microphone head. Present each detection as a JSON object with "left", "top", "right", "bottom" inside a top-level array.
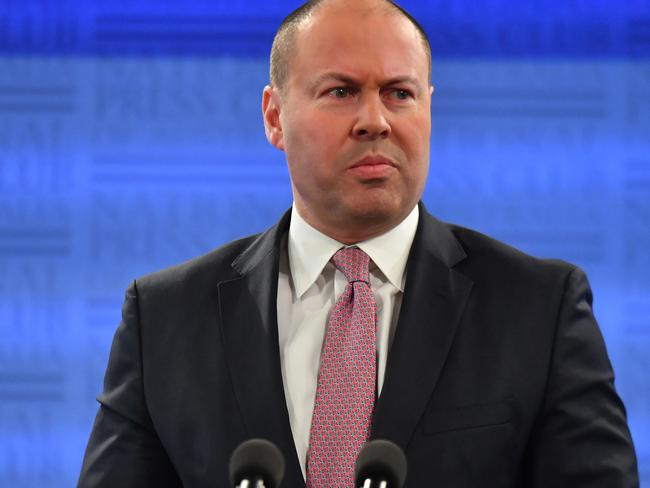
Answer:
[
  {"left": 229, "top": 438, "right": 285, "bottom": 488},
  {"left": 355, "top": 439, "right": 408, "bottom": 488}
]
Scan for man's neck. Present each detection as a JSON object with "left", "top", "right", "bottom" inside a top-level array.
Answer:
[{"left": 293, "top": 205, "right": 417, "bottom": 245}]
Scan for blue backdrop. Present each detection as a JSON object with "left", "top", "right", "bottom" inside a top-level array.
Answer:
[{"left": 0, "top": 0, "right": 648, "bottom": 486}]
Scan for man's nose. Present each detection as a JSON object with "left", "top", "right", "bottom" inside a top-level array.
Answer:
[{"left": 351, "top": 94, "right": 391, "bottom": 140}]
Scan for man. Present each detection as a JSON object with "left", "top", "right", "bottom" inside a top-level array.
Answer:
[{"left": 78, "top": 0, "right": 639, "bottom": 486}]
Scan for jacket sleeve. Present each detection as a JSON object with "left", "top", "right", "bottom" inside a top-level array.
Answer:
[
  {"left": 526, "top": 267, "right": 639, "bottom": 487},
  {"left": 77, "top": 281, "right": 182, "bottom": 488}
]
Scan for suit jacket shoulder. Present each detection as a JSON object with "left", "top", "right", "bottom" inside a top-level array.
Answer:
[
  {"left": 449, "top": 222, "right": 574, "bottom": 276},
  {"left": 136, "top": 233, "right": 259, "bottom": 295}
]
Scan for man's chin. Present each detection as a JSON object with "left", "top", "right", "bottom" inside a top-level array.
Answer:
[{"left": 341, "top": 197, "right": 408, "bottom": 227}]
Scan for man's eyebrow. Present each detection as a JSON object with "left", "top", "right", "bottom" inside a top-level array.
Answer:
[
  {"left": 384, "top": 75, "right": 420, "bottom": 87},
  {"left": 309, "top": 72, "right": 361, "bottom": 90},
  {"left": 309, "top": 72, "right": 422, "bottom": 91}
]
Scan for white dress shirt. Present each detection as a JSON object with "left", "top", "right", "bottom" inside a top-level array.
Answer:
[{"left": 276, "top": 204, "right": 419, "bottom": 478}]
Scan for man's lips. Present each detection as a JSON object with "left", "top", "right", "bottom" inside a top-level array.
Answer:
[
  {"left": 348, "top": 155, "right": 397, "bottom": 179},
  {"left": 350, "top": 155, "right": 397, "bottom": 169}
]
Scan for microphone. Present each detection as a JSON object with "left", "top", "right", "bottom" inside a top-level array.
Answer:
[
  {"left": 229, "top": 438, "right": 285, "bottom": 488},
  {"left": 355, "top": 439, "right": 408, "bottom": 488}
]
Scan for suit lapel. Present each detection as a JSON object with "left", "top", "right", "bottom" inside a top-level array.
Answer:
[
  {"left": 216, "top": 205, "right": 473, "bottom": 482},
  {"left": 217, "top": 209, "right": 305, "bottom": 487},
  {"left": 372, "top": 207, "right": 474, "bottom": 450}
]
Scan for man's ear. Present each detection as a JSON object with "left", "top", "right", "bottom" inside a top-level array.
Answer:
[{"left": 262, "top": 85, "right": 285, "bottom": 150}]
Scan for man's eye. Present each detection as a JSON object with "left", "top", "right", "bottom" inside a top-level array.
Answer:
[
  {"left": 389, "top": 89, "right": 412, "bottom": 100},
  {"left": 329, "top": 87, "right": 353, "bottom": 98}
]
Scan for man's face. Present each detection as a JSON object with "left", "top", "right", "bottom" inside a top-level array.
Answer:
[{"left": 263, "top": 0, "right": 432, "bottom": 242}]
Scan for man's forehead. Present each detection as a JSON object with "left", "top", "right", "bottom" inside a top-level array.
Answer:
[
  {"left": 294, "top": 2, "right": 422, "bottom": 59},
  {"left": 291, "top": 4, "right": 427, "bottom": 83}
]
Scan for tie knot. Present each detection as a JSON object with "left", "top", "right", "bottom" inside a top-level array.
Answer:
[{"left": 331, "top": 247, "right": 370, "bottom": 284}]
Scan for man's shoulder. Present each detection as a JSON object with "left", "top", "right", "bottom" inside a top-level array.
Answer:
[
  {"left": 134, "top": 232, "right": 263, "bottom": 296},
  {"left": 444, "top": 221, "right": 578, "bottom": 287},
  {"left": 133, "top": 208, "right": 292, "bottom": 295}
]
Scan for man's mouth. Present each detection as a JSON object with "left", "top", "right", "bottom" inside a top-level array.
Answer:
[{"left": 349, "top": 154, "right": 397, "bottom": 179}]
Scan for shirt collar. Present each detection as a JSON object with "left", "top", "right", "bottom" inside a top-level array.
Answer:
[{"left": 288, "top": 204, "right": 419, "bottom": 297}]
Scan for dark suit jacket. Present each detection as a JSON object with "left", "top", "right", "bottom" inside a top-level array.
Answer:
[{"left": 78, "top": 205, "right": 638, "bottom": 487}]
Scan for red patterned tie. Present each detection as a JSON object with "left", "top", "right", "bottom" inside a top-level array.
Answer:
[{"left": 306, "top": 247, "right": 377, "bottom": 488}]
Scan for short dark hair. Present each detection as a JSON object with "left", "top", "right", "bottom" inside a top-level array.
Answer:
[{"left": 269, "top": 0, "right": 432, "bottom": 92}]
